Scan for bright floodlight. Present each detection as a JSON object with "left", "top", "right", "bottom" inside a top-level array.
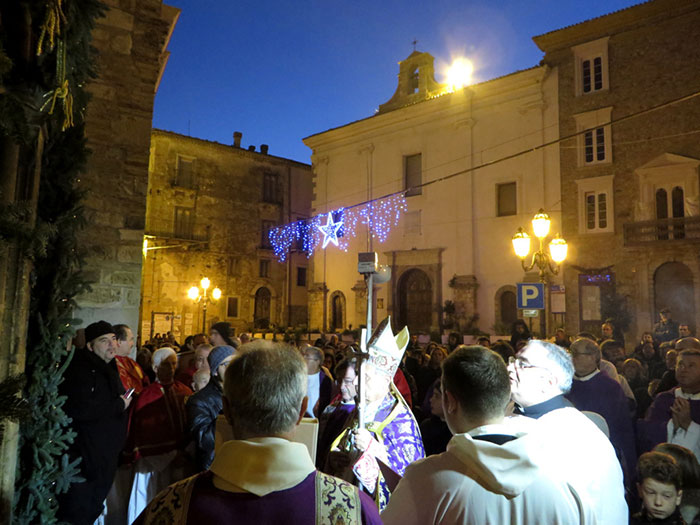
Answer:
[
  {"left": 142, "top": 237, "right": 148, "bottom": 258},
  {"left": 531, "top": 209, "right": 551, "bottom": 239},
  {"left": 447, "top": 58, "right": 473, "bottom": 90},
  {"left": 212, "top": 287, "right": 222, "bottom": 300},
  {"left": 200, "top": 277, "right": 210, "bottom": 290},
  {"left": 188, "top": 286, "right": 199, "bottom": 300},
  {"left": 549, "top": 236, "right": 568, "bottom": 263},
  {"left": 512, "top": 228, "right": 531, "bottom": 258}
]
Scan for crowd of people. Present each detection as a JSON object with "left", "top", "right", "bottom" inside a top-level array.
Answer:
[{"left": 54, "top": 306, "right": 700, "bottom": 524}]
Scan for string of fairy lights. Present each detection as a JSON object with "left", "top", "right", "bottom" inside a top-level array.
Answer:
[{"left": 269, "top": 194, "right": 408, "bottom": 262}]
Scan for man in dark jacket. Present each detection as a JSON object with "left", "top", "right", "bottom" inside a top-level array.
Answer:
[
  {"left": 186, "top": 345, "right": 236, "bottom": 470},
  {"left": 57, "top": 320, "right": 131, "bottom": 525}
]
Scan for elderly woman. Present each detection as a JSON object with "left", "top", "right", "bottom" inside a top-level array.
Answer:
[{"left": 126, "top": 347, "right": 193, "bottom": 522}]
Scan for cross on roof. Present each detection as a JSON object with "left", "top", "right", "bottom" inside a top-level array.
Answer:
[{"left": 412, "top": 39, "right": 418, "bottom": 51}]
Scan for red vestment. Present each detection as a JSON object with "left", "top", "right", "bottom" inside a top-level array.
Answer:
[
  {"left": 126, "top": 381, "right": 192, "bottom": 461},
  {"left": 116, "top": 355, "right": 150, "bottom": 394}
]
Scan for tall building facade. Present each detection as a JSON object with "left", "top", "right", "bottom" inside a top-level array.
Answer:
[
  {"left": 303, "top": 51, "right": 562, "bottom": 336},
  {"left": 534, "top": 0, "right": 700, "bottom": 338},
  {"left": 142, "top": 130, "right": 312, "bottom": 339}
]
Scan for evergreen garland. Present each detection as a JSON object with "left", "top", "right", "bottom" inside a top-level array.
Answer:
[{"left": 0, "top": 1, "right": 104, "bottom": 523}]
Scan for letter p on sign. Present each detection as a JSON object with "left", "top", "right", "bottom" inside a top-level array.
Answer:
[{"left": 517, "top": 283, "right": 545, "bottom": 310}]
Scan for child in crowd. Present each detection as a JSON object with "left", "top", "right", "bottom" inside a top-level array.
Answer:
[{"left": 632, "top": 451, "right": 686, "bottom": 524}]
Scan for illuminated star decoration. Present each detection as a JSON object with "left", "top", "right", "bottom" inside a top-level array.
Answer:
[
  {"left": 318, "top": 212, "right": 343, "bottom": 248},
  {"left": 268, "top": 194, "right": 407, "bottom": 262}
]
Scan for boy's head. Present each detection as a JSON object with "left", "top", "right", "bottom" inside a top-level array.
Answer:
[{"left": 637, "top": 451, "right": 683, "bottom": 520}]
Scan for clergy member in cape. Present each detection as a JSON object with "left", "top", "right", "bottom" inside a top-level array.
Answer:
[
  {"left": 325, "top": 317, "right": 425, "bottom": 511},
  {"left": 126, "top": 347, "right": 193, "bottom": 522},
  {"left": 134, "top": 341, "right": 382, "bottom": 525}
]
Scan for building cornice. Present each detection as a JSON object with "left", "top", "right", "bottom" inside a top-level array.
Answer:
[
  {"left": 533, "top": 0, "right": 700, "bottom": 52},
  {"left": 304, "top": 66, "right": 547, "bottom": 152},
  {"left": 151, "top": 129, "right": 311, "bottom": 168}
]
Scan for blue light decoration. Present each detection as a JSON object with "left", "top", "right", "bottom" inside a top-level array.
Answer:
[
  {"left": 269, "top": 194, "right": 408, "bottom": 262},
  {"left": 318, "top": 211, "right": 343, "bottom": 248}
]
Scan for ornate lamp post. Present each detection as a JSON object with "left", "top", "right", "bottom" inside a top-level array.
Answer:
[
  {"left": 512, "top": 209, "right": 568, "bottom": 338},
  {"left": 512, "top": 209, "right": 568, "bottom": 283},
  {"left": 188, "top": 277, "right": 222, "bottom": 332}
]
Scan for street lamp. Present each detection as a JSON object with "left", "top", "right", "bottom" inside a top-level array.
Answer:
[
  {"left": 188, "top": 277, "right": 222, "bottom": 332},
  {"left": 512, "top": 209, "right": 568, "bottom": 283}
]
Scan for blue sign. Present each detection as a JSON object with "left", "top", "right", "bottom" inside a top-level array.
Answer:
[{"left": 517, "top": 283, "right": 545, "bottom": 310}]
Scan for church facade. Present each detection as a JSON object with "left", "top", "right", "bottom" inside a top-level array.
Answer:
[{"left": 303, "top": 51, "right": 563, "bottom": 337}]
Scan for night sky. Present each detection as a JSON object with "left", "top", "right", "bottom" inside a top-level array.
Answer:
[{"left": 152, "top": 0, "right": 644, "bottom": 164}]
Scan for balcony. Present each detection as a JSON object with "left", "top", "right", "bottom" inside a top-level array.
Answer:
[
  {"left": 145, "top": 218, "right": 210, "bottom": 242},
  {"left": 623, "top": 216, "right": 700, "bottom": 246}
]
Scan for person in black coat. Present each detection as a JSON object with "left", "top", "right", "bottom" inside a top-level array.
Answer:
[
  {"left": 57, "top": 321, "right": 131, "bottom": 525},
  {"left": 186, "top": 345, "right": 236, "bottom": 471}
]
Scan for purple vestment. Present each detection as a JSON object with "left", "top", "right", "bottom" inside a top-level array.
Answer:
[
  {"left": 638, "top": 388, "right": 700, "bottom": 453},
  {"left": 134, "top": 471, "right": 382, "bottom": 524},
  {"left": 566, "top": 372, "right": 637, "bottom": 479}
]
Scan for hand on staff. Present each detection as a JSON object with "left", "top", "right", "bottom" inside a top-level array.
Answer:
[
  {"left": 352, "top": 428, "right": 374, "bottom": 453},
  {"left": 671, "top": 397, "right": 692, "bottom": 431}
]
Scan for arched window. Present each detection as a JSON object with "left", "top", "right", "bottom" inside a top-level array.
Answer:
[{"left": 254, "top": 287, "right": 271, "bottom": 329}]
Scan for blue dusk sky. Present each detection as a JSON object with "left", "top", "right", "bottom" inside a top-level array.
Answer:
[{"left": 152, "top": 0, "right": 644, "bottom": 164}]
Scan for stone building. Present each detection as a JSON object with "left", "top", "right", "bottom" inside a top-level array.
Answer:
[
  {"left": 534, "top": 0, "right": 700, "bottom": 338},
  {"left": 303, "top": 50, "right": 562, "bottom": 336},
  {"left": 142, "top": 130, "right": 312, "bottom": 340},
  {"left": 74, "top": 0, "right": 179, "bottom": 332}
]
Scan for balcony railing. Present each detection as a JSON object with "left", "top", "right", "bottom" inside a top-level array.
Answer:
[
  {"left": 623, "top": 216, "right": 700, "bottom": 246},
  {"left": 145, "top": 218, "right": 210, "bottom": 242}
]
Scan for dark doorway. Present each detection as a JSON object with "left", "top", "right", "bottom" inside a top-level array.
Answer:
[
  {"left": 500, "top": 291, "right": 518, "bottom": 326},
  {"left": 330, "top": 292, "right": 345, "bottom": 331},
  {"left": 398, "top": 269, "right": 433, "bottom": 333},
  {"left": 654, "top": 262, "right": 695, "bottom": 332},
  {"left": 254, "top": 287, "right": 271, "bottom": 329}
]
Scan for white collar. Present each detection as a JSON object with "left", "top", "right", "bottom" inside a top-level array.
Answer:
[
  {"left": 574, "top": 370, "right": 600, "bottom": 382},
  {"left": 675, "top": 388, "right": 700, "bottom": 400},
  {"left": 210, "top": 437, "right": 315, "bottom": 496}
]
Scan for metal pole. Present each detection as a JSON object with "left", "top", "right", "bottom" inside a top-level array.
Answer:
[
  {"left": 366, "top": 273, "right": 373, "bottom": 339},
  {"left": 202, "top": 295, "right": 208, "bottom": 333}
]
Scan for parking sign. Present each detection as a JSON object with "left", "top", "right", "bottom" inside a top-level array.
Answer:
[{"left": 517, "top": 283, "right": 545, "bottom": 310}]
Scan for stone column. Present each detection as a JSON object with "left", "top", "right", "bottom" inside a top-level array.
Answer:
[{"left": 308, "top": 283, "right": 327, "bottom": 332}]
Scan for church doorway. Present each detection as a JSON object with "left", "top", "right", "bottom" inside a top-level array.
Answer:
[
  {"left": 654, "top": 262, "right": 695, "bottom": 331},
  {"left": 398, "top": 269, "right": 432, "bottom": 333},
  {"left": 329, "top": 291, "right": 345, "bottom": 332},
  {"left": 254, "top": 287, "right": 271, "bottom": 329}
]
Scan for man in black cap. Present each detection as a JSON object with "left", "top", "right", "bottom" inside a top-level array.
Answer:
[
  {"left": 210, "top": 321, "right": 237, "bottom": 348},
  {"left": 654, "top": 308, "right": 680, "bottom": 344},
  {"left": 57, "top": 320, "right": 132, "bottom": 524}
]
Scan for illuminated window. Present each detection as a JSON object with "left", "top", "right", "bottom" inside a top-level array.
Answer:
[{"left": 405, "top": 154, "right": 422, "bottom": 196}]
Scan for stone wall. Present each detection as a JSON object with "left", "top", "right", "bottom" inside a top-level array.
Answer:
[
  {"left": 143, "top": 131, "right": 312, "bottom": 339},
  {"left": 74, "top": 0, "right": 178, "bottom": 332}
]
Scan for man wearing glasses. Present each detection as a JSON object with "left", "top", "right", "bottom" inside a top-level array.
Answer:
[{"left": 508, "top": 339, "right": 627, "bottom": 525}]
